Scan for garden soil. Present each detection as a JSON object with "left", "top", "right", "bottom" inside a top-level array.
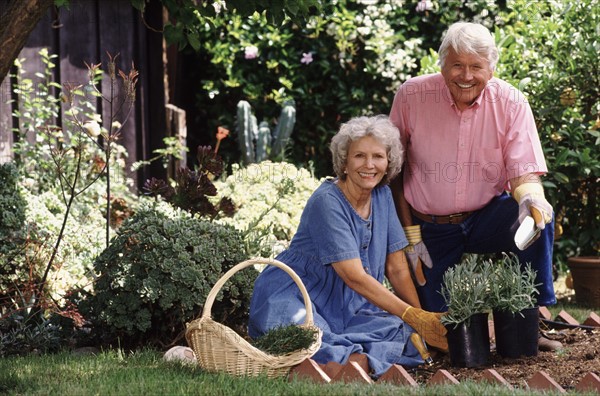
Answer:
[
  {"left": 411, "top": 280, "right": 599, "bottom": 391},
  {"left": 413, "top": 324, "right": 599, "bottom": 390}
]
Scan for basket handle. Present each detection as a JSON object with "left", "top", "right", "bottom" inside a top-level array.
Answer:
[{"left": 201, "top": 258, "right": 315, "bottom": 327}]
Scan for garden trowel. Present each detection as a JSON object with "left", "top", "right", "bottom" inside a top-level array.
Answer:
[{"left": 514, "top": 207, "right": 543, "bottom": 250}]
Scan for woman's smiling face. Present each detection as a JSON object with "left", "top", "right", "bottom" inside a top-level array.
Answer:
[
  {"left": 441, "top": 47, "right": 493, "bottom": 111},
  {"left": 344, "top": 135, "right": 388, "bottom": 191}
]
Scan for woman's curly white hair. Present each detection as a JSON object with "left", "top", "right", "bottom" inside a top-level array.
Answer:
[{"left": 330, "top": 115, "right": 404, "bottom": 186}]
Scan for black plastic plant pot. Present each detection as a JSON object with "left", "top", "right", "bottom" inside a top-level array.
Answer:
[
  {"left": 445, "top": 312, "right": 490, "bottom": 368},
  {"left": 493, "top": 306, "right": 539, "bottom": 358}
]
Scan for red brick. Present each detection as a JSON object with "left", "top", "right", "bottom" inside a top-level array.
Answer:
[
  {"left": 528, "top": 371, "right": 566, "bottom": 393},
  {"left": 538, "top": 306, "right": 553, "bottom": 320},
  {"left": 575, "top": 372, "right": 600, "bottom": 393},
  {"left": 428, "top": 369, "right": 460, "bottom": 385},
  {"left": 348, "top": 353, "right": 369, "bottom": 373},
  {"left": 377, "top": 364, "right": 418, "bottom": 386},
  {"left": 288, "top": 359, "right": 331, "bottom": 383},
  {"left": 481, "top": 369, "right": 513, "bottom": 389},
  {"left": 320, "top": 361, "right": 343, "bottom": 379},
  {"left": 331, "top": 361, "right": 373, "bottom": 384},
  {"left": 582, "top": 312, "right": 600, "bottom": 327},
  {"left": 556, "top": 310, "right": 579, "bottom": 326}
]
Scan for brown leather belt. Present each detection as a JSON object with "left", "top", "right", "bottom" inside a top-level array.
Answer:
[{"left": 410, "top": 207, "right": 473, "bottom": 224}]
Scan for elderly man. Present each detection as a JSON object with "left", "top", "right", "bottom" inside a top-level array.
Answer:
[{"left": 389, "top": 22, "right": 560, "bottom": 351}]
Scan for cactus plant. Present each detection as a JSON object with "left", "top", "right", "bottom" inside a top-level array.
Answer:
[
  {"left": 236, "top": 101, "right": 258, "bottom": 164},
  {"left": 236, "top": 100, "right": 296, "bottom": 164}
]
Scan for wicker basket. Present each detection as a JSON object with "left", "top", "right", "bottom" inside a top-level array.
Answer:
[{"left": 185, "top": 258, "right": 322, "bottom": 378}]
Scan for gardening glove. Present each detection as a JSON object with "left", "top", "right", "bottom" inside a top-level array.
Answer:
[
  {"left": 402, "top": 306, "right": 448, "bottom": 352},
  {"left": 512, "top": 183, "right": 553, "bottom": 229},
  {"left": 403, "top": 225, "right": 433, "bottom": 286}
]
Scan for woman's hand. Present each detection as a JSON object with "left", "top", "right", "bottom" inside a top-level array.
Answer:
[{"left": 402, "top": 306, "right": 448, "bottom": 352}]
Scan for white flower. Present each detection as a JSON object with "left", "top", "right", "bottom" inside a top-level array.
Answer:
[
  {"left": 83, "top": 121, "right": 101, "bottom": 137},
  {"left": 244, "top": 45, "right": 259, "bottom": 59}
]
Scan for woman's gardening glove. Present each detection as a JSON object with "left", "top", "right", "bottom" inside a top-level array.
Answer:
[
  {"left": 403, "top": 225, "right": 433, "bottom": 286},
  {"left": 512, "top": 183, "right": 553, "bottom": 229},
  {"left": 402, "top": 306, "right": 448, "bottom": 352}
]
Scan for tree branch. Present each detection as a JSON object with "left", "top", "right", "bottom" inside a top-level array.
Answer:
[{"left": 0, "top": 0, "right": 54, "bottom": 83}]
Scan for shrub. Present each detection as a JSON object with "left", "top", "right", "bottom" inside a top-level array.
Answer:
[
  {"left": 143, "top": 145, "right": 235, "bottom": 219},
  {"left": 187, "top": 1, "right": 500, "bottom": 177},
  {"left": 493, "top": 0, "right": 600, "bottom": 267},
  {"left": 78, "top": 202, "right": 254, "bottom": 349},
  {"left": 214, "top": 161, "right": 321, "bottom": 257},
  {"left": 0, "top": 163, "right": 29, "bottom": 314}
]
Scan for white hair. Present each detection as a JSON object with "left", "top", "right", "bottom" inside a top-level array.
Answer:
[
  {"left": 330, "top": 115, "right": 403, "bottom": 186},
  {"left": 438, "top": 22, "right": 499, "bottom": 70}
]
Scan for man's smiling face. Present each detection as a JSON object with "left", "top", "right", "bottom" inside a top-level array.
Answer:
[{"left": 441, "top": 47, "right": 493, "bottom": 111}]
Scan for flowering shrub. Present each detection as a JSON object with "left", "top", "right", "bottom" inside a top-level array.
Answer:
[
  {"left": 189, "top": 0, "right": 499, "bottom": 177},
  {"left": 20, "top": 188, "right": 107, "bottom": 301},
  {"left": 214, "top": 161, "right": 322, "bottom": 257}
]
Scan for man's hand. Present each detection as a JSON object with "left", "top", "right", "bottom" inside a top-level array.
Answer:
[
  {"left": 512, "top": 183, "right": 553, "bottom": 229},
  {"left": 402, "top": 306, "right": 448, "bottom": 352},
  {"left": 403, "top": 225, "right": 432, "bottom": 286}
]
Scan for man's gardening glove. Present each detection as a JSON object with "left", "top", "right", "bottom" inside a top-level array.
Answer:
[
  {"left": 402, "top": 306, "right": 448, "bottom": 352},
  {"left": 512, "top": 183, "right": 553, "bottom": 229},
  {"left": 403, "top": 225, "right": 433, "bottom": 286}
]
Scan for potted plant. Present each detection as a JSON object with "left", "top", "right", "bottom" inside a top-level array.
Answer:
[
  {"left": 488, "top": 253, "right": 541, "bottom": 358},
  {"left": 440, "top": 255, "right": 493, "bottom": 368}
]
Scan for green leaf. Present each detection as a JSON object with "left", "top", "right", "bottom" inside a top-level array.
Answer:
[
  {"left": 553, "top": 172, "right": 570, "bottom": 184},
  {"left": 130, "top": 0, "right": 146, "bottom": 11}
]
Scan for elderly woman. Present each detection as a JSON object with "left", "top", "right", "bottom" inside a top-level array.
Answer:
[{"left": 248, "top": 115, "right": 447, "bottom": 378}]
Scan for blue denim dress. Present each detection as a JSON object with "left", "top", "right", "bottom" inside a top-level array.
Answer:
[{"left": 248, "top": 179, "right": 423, "bottom": 377}]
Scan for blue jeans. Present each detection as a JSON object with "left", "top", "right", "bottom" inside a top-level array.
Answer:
[{"left": 414, "top": 192, "right": 556, "bottom": 312}]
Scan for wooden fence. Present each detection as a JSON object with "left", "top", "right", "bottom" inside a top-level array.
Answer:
[{"left": 0, "top": 0, "right": 185, "bottom": 187}]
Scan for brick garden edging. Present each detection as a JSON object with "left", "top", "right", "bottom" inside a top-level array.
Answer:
[{"left": 288, "top": 308, "right": 600, "bottom": 393}]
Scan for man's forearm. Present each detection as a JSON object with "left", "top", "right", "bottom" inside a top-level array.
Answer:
[
  {"left": 390, "top": 173, "right": 413, "bottom": 226},
  {"left": 509, "top": 173, "right": 542, "bottom": 192}
]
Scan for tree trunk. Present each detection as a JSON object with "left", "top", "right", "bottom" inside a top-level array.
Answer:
[{"left": 0, "top": 0, "right": 55, "bottom": 83}]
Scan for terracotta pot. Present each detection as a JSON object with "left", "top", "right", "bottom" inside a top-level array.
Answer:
[{"left": 567, "top": 256, "right": 600, "bottom": 307}]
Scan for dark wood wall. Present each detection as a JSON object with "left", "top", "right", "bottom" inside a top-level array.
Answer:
[{"left": 0, "top": 0, "right": 168, "bottom": 188}]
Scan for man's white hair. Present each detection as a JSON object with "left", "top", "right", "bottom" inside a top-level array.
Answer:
[{"left": 438, "top": 22, "right": 499, "bottom": 70}]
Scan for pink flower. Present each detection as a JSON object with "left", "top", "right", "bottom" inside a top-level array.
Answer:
[
  {"left": 300, "top": 52, "right": 313, "bottom": 65},
  {"left": 244, "top": 46, "right": 258, "bottom": 60},
  {"left": 416, "top": 0, "right": 434, "bottom": 12}
]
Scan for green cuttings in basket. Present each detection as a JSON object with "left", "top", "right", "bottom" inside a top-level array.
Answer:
[{"left": 251, "top": 325, "right": 318, "bottom": 356}]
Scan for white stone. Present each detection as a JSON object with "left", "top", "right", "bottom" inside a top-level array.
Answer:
[{"left": 163, "top": 346, "right": 197, "bottom": 364}]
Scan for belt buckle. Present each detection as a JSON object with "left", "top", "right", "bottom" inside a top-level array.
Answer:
[{"left": 447, "top": 213, "right": 464, "bottom": 224}]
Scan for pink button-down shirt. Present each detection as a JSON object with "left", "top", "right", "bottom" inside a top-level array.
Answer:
[{"left": 390, "top": 73, "right": 547, "bottom": 215}]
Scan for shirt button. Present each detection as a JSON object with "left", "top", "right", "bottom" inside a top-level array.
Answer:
[{"left": 362, "top": 245, "right": 368, "bottom": 249}]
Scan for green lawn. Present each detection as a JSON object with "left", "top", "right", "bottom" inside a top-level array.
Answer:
[{"left": 0, "top": 349, "right": 593, "bottom": 396}]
